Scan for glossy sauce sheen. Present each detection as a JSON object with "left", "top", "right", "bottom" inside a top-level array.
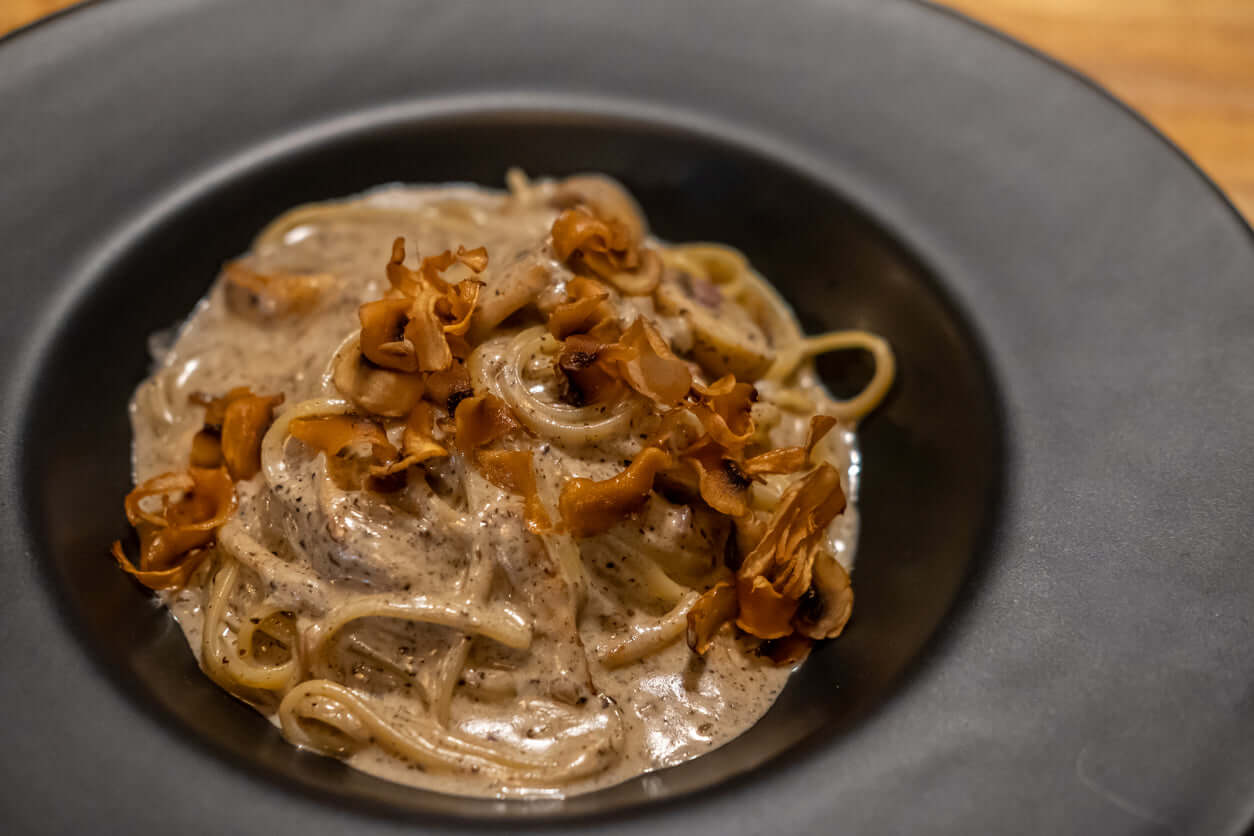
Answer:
[{"left": 129, "top": 184, "right": 858, "bottom": 798}]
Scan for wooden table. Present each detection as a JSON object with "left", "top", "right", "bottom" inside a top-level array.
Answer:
[{"left": 4, "top": 0, "right": 1251, "bottom": 220}]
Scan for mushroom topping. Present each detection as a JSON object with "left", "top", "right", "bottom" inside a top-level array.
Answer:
[
  {"left": 681, "top": 438, "right": 754, "bottom": 518},
  {"left": 373, "top": 238, "right": 485, "bottom": 373},
  {"left": 469, "top": 255, "right": 552, "bottom": 342},
  {"left": 358, "top": 297, "right": 420, "bottom": 372},
  {"left": 656, "top": 275, "right": 774, "bottom": 381},
  {"left": 792, "top": 549, "right": 854, "bottom": 640},
  {"left": 546, "top": 277, "right": 619, "bottom": 342},
  {"left": 735, "top": 464, "right": 848, "bottom": 639},
  {"left": 453, "top": 393, "right": 520, "bottom": 451},
  {"left": 689, "top": 375, "right": 757, "bottom": 451},
  {"left": 423, "top": 363, "right": 473, "bottom": 415},
  {"left": 333, "top": 349, "right": 426, "bottom": 418},
  {"left": 368, "top": 402, "right": 449, "bottom": 479},
  {"left": 550, "top": 206, "right": 661, "bottom": 296},
  {"left": 740, "top": 415, "right": 838, "bottom": 477},
  {"left": 110, "top": 467, "right": 235, "bottom": 589},
  {"left": 223, "top": 261, "right": 328, "bottom": 323},
  {"left": 550, "top": 173, "right": 648, "bottom": 244},
  {"left": 686, "top": 581, "right": 738, "bottom": 655},
  {"left": 558, "top": 447, "right": 673, "bottom": 538},
  {"left": 190, "top": 387, "right": 284, "bottom": 481},
  {"left": 601, "top": 318, "right": 693, "bottom": 405},
  {"left": 556, "top": 318, "right": 693, "bottom": 408},
  {"left": 477, "top": 449, "right": 551, "bottom": 534},
  {"left": 335, "top": 240, "right": 493, "bottom": 417},
  {"left": 288, "top": 414, "right": 398, "bottom": 491},
  {"left": 384, "top": 240, "right": 488, "bottom": 297}
]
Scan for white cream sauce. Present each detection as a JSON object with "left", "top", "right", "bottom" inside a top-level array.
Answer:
[{"left": 129, "top": 182, "right": 858, "bottom": 798}]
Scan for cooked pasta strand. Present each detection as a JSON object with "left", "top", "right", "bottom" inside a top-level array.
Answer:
[
  {"left": 597, "top": 592, "right": 698, "bottom": 668},
  {"left": 767, "top": 331, "right": 896, "bottom": 422}
]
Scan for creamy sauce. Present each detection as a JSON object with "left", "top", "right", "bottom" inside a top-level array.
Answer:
[{"left": 129, "top": 182, "right": 859, "bottom": 798}]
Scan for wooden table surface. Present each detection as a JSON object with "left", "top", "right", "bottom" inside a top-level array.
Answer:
[{"left": 4, "top": 0, "right": 1252, "bottom": 220}]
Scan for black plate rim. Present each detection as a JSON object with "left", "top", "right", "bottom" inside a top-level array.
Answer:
[
  {"left": 11, "top": 94, "right": 1009, "bottom": 827},
  {"left": 4, "top": 0, "right": 1248, "bottom": 246},
  {"left": 3, "top": 1, "right": 1253, "bottom": 833}
]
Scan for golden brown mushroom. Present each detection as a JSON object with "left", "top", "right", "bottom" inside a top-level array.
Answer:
[
  {"left": 453, "top": 393, "right": 520, "bottom": 451},
  {"left": 476, "top": 449, "right": 551, "bottom": 534},
  {"left": 558, "top": 447, "right": 672, "bottom": 538},
  {"left": 368, "top": 402, "right": 449, "bottom": 479},
  {"left": 288, "top": 414, "right": 398, "bottom": 490},
  {"left": 189, "top": 388, "right": 284, "bottom": 480},
  {"left": 793, "top": 552, "right": 854, "bottom": 640},
  {"left": 546, "top": 277, "right": 619, "bottom": 342},
  {"left": 741, "top": 415, "right": 838, "bottom": 477},
  {"left": 111, "top": 467, "right": 236, "bottom": 589},
  {"left": 222, "top": 262, "right": 327, "bottom": 323},
  {"left": 469, "top": 256, "right": 552, "bottom": 343},
  {"left": 332, "top": 349, "right": 426, "bottom": 418},
  {"left": 550, "top": 173, "right": 648, "bottom": 244},
  {"left": 734, "top": 464, "right": 847, "bottom": 639},
  {"left": 597, "top": 318, "right": 693, "bottom": 406},
  {"left": 686, "top": 581, "right": 738, "bottom": 655},
  {"left": 689, "top": 375, "right": 756, "bottom": 451},
  {"left": 655, "top": 276, "right": 774, "bottom": 381}
]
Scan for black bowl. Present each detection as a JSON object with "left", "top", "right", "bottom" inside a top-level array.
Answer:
[
  {"left": 20, "top": 106, "right": 1003, "bottom": 818},
  {"left": 3, "top": 1, "right": 1253, "bottom": 833}
]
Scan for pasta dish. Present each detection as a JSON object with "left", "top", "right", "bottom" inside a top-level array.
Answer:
[{"left": 110, "top": 172, "right": 894, "bottom": 797}]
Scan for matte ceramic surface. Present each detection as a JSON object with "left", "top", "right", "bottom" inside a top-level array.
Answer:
[{"left": 1, "top": 1, "right": 1252, "bottom": 833}]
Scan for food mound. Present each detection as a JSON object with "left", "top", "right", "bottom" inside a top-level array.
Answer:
[{"left": 112, "top": 172, "right": 894, "bottom": 797}]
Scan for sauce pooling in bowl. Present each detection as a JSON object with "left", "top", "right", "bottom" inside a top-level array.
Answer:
[{"left": 114, "top": 173, "right": 891, "bottom": 797}]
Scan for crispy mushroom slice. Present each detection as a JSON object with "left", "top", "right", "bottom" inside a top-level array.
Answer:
[
  {"left": 368, "top": 402, "right": 449, "bottom": 479},
  {"left": 189, "top": 427, "right": 223, "bottom": 469},
  {"left": 557, "top": 333, "right": 626, "bottom": 406},
  {"left": 476, "top": 449, "right": 551, "bottom": 534},
  {"left": 599, "top": 318, "right": 693, "bottom": 406},
  {"left": 551, "top": 207, "right": 634, "bottom": 263},
  {"left": 359, "top": 297, "right": 419, "bottom": 372},
  {"left": 453, "top": 393, "right": 519, "bottom": 451},
  {"left": 400, "top": 401, "right": 449, "bottom": 463},
  {"left": 424, "top": 363, "right": 473, "bottom": 415},
  {"left": 550, "top": 206, "right": 659, "bottom": 296},
  {"left": 550, "top": 173, "right": 648, "bottom": 244},
  {"left": 686, "top": 580, "right": 738, "bottom": 655},
  {"left": 681, "top": 438, "right": 752, "bottom": 518},
  {"left": 385, "top": 238, "right": 487, "bottom": 296},
  {"left": 689, "top": 375, "right": 757, "bottom": 451},
  {"left": 793, "top": 553, "right": 854, "bottom": 640},
  {"left": 189, "top": 388, "right": 284, "bottom": 480},
  {"left": 735, "top": 464, "right": 848, "bottom": 639},
  {"left": 391, "top": 278, "right": 483, "bottom": 373},
  {"left": 404, "top": 286, "right": 458, "bottom": 372},
  {"left": 374, "top": 238, "right": 486, "bottom": 372},
  {"left": 469, "top": 256, "right": 552, "bottom": 343},
  {"left": 741, "top": 415, "right": 838, "bottom": 477},
  {"left": 111, "top": 467, "right": 235, "bottom": 589},
  {"left": 554, "top": 314, "right": 690, "bottom": 406},
  {"left": 222, "top": 262, "right": 328, "bottom": 323},
  {"left": 288, "top": 414, "right": 398, "bottom": 490},
  {"left": 333, "top": 348, "right": 425, "bottom": 418},
  {"left": 656, "top": 276, "right": 774, "bottom": 381},
  {"left": 221, "top": 391, "right": 284, "bottom": 481},
  {"left": 546, "top": 277, "right": 619, "bottom": 341},
  {"left": 558, "top": 447, "right": 672, "bottom": 538}
]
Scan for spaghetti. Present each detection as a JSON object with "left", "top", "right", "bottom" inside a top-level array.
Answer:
[{"left": 113, "top": 172, "right": 894, "bottom": 798}]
